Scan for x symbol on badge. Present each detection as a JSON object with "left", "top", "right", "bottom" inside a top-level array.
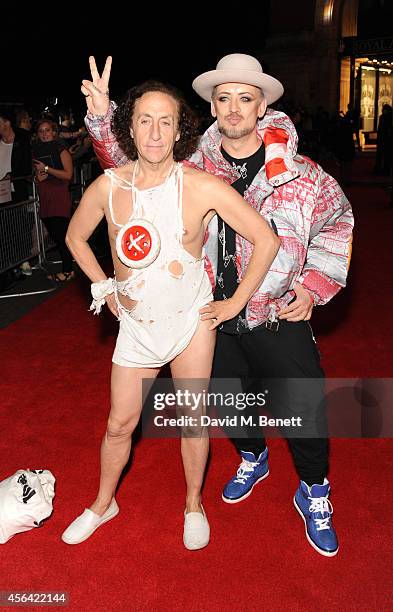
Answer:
[{"left": 127, "top": 233, "right": 146, "bottom": 253}]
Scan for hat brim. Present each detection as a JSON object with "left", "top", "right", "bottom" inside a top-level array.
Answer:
[{"left": 192, "top": 69, "right": 284, "bottom": 105}]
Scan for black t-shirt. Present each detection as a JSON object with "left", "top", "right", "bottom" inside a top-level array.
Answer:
[{"left": 214, "top": 143, "right": 265, "bottom": 334}]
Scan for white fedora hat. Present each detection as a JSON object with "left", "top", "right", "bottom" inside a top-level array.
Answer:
[{"left": 192, "top": 53, "right": 284, "bottom": 105}]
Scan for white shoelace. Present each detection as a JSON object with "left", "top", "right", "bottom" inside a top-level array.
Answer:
[
  {"left": 234, "top": 460, "right": 259, "bottom": 484},
  {"left": 308, "top": 496, "right": 334, "bottom": 531}
]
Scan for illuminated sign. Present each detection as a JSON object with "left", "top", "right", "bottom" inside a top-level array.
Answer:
[{"left": 342, "top": 36, "right": 393, "bottom": 56}]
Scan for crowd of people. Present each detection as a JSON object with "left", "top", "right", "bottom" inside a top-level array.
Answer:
[
  {"left": 279, "top": 101, "right": 392, "bottom": 182},
  {"left": 0, "top": 106, "right": 99, "bottom": 285}
]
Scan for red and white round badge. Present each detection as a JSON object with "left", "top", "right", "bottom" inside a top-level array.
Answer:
[{"left": 116, "top": 219, "right": 161, "bottom": 269}]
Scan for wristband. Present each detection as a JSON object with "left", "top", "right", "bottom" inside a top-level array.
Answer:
[
  {"left": 89, "top": 277, "right": 114, "bottom": 315},
  {"left": 44, "top": 165, "right": 49, "bottom": 173}
]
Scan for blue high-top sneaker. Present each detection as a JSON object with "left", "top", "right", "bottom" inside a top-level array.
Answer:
[
  {"left": 294, "top": 479, "right": 339, "bottom": 557},
  {"left": 222, "top": 448, "right": 269, "bottom": 504}
]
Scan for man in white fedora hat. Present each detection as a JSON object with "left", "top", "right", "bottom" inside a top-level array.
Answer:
[
  {"left": 82, "top": 53, "right": 353, "bottom": 557},
  {"left": 192, "top": 53, "right": 284, "bottom": 106}
]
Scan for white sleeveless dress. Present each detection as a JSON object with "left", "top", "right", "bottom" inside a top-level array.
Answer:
[{"left": 105, "top": 163, "right": 213, "bottom": 368}]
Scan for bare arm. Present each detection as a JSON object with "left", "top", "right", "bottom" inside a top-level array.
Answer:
[
  {"left": 82, "top": 56, "right": 129, "bottom": 169},
  {"left": 199, "top": 176, "right": 280, "bottom": 328},
  {"left": 65, "top": 176, "right": 108, "bottom": 283},
  {"left": 66, "top": 175, "right": 119, "bottom": 317}
]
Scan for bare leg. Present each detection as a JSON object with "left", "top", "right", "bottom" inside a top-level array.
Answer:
[
  {"left": 90, "top": 364, "right": 159, "bottom": 515},
  {"left": 170, "top": 320, "right": 216, "bottom": 514}
]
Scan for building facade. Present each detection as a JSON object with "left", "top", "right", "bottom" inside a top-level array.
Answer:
[{"left": 262, "top": 0, "right": 392, "bottom": 140}]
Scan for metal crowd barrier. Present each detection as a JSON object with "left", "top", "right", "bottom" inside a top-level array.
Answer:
[
  {"left": 72, "top": 159, "right": 98, "bottom": 203},
  {"left": 0, "top": 178, "right": 56, "bottom": 299},
  {"left": 1, "top": 162, "right": 104, "bottom": 299},
  {"left": 0, "top": 198, "right": 39, "bottom": 273}
]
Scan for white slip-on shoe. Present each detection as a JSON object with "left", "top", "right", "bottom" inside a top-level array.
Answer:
[
  {"left": 183, "top": 505, "right": 210, "bottom": 550},
  {"left": 61, "top": 498, "right": 119, "bottom": 545}
]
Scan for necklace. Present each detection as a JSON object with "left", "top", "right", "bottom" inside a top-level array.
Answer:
[{"left": 115, "top": 161, "right": 176, "bottom": 269}]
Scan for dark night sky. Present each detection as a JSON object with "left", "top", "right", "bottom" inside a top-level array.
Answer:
[
  {"left": 4, "top": 1, "right": 393, "bottom": 121},
  {"left": 3, "top": 5, "right": 271, "bottom": 120}
]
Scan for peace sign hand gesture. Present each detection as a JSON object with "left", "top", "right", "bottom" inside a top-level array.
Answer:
[{"left": 81, "top": 56, "right": 112, "bottom": 117}]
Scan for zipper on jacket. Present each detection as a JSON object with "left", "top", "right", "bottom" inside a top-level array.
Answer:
[{"left": 270, "top": 218, "right": 278, "bottom": 235}]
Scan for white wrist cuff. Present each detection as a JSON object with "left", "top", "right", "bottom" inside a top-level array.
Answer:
[{"left": 89, "top": 278, "right": 114, "bottom": 315}]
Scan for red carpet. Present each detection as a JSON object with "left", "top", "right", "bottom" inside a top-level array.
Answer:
[{"left": 0, "top": 181, "right": 392, "bottom": 611}]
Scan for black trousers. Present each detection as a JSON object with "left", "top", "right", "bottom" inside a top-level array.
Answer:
[
  {"left": 211, "top": 320, "right": 329, "bottom": 485},
  {"left": 42, "top": 216, "right": 73, "bottom": 273}
]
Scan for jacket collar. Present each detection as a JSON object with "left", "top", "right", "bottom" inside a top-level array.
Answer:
[{"left": 197, "top": 108, "right": 300, "bottom": 188}]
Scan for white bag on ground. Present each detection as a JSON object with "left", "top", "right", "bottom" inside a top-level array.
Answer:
[{"left": 0, "top": 469, "right": 55, "bottom": 543}]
